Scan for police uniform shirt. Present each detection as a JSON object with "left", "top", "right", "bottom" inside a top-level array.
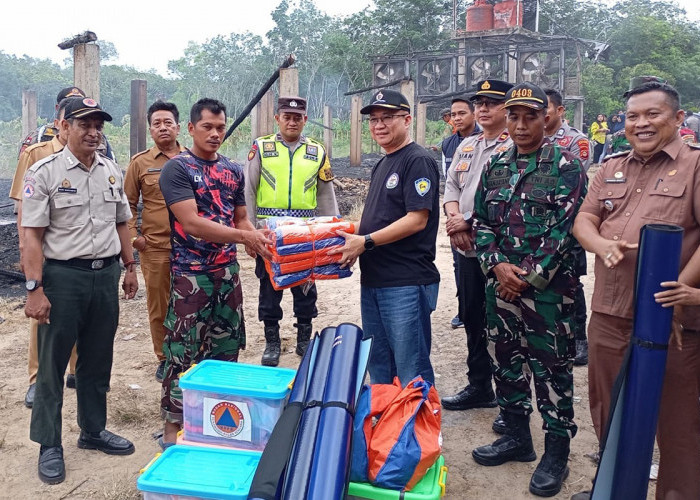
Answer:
[
  {"left": 443, "top": 129, "right": 512, "bottom": 257},
  {"left": 124, "top": 143, "right": 185, "bottom": 250},
  {"left": 547, "top": 122, "right": 592, "bottom": 171},
  {"left": 9, "top": 136, "right": 64, "bottom": 201},
  {"left": 244, "top": 133, "right": 338, "bottom": 225},
  {"left": 21, "top": 146, "right": 131, "bottom": 260}
]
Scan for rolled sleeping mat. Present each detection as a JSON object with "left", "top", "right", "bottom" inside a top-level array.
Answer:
[
  {"left": 248, "top": 334, "right": 317, "bottom": 500},
  {"left": 592, "top": 223, "right": 684, "bottom": 500},
  {"left": 307, "top": 323, "right": 363, "bottom": 500},
  {"left": 282, "top": 327, "right": 336, "bottom": 500}
]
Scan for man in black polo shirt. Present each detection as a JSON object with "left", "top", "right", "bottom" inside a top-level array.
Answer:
[{"left": 332, "top": 89, "right": 440, "bottom": 386}]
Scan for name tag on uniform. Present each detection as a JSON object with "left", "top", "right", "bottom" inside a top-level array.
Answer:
[
  {"left": 57, "top": 187, "right": 78, "bottom": 194},
  {"left": 263, "top": 152, "right": 279, "bottom": 158},
  {"left": 147, "top": 168, "right": 162, "bottom": 173},
  {"left": 604, "top": 178, "right": 626, "bottom": 183}
]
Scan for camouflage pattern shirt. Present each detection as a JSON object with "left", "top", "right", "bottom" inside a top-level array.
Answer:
[{"left": 473, "top": 140, "right": 587, "bottom": 299}]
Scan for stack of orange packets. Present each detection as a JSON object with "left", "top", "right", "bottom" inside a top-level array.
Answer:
[{"left": 263, "top": 216, "right": 356, "bottom": 290}]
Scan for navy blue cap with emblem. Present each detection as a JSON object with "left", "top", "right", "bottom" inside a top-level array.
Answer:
[
  {"left": 469, "top": 80, "right": 513, "bottom": 102},
  {"left": 63, "top": 97, "right": 113, "bottom": 121},
  {"left": 361, "top": 89, "right": 411, "bottom": 114}
]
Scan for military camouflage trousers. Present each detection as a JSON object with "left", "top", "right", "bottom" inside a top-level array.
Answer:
[
  {"left": 161, "top": 262, "right": 245, "bottom": 423},
  {"left": 485, "top": 279, "right": 577, "bottom": 438}
]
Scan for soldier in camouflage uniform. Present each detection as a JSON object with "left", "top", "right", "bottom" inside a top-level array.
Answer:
[
  {"left": 471, "top": 83, "right": 586, "bottom": 498},
  {"left": 157, "top": 99, "right": 272, "bottom": 446}
]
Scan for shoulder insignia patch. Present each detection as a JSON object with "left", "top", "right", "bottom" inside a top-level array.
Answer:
[
  {"left": 555, "top": 127, "right": 565, "bottom": 138},
  {"left": 497, "top": 132, "right": 510, "bottom": 142},
  {"left": 318, "top": 156, "right": 334, "bottom": 181},
  {"left": 577, "top": 139, "right": 590, "bottom": 159},
  {"left": 602, "top": 151, "right": 629, "bottom": 161},
  {"left": 557, "top": 136, "right": 573, "bottom": 148},
  {"left": 414, "top": 177, "right": 431, "bottom": 197},
  {"left": 248, "top": 143, "right": 258, "bottom": 161}
]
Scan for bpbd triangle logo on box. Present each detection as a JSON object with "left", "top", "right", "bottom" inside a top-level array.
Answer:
[{"left": 210, "top": 401, "right": 245, "bottom": 438}]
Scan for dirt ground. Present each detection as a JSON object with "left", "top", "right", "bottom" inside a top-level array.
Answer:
[{"left": 0, "top": 167, "right": 657, "bottom": 499}]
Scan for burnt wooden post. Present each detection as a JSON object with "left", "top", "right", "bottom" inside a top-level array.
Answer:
[
  {"left": 130, "top": 80, "right": 148, "bottom": 157},
  {"left": 415, "top": 102, "right": 427, "bottom": 147},
  {"left": 323, "top": 105, "right": 333, "bottom": 159},
  {"left": 350, "top": 96, "right": 362, "bottom": 167},
  {"left": 74, "top": 43, "right": 100, "bottom": 101},
  {"left": 400, "top": 79, "right": 416, "bottom": 140},
  {"left": 21, "top": 90, "right": 38, "bottom": 139},
  {"left": 279, "top": 68, "right": 299, "bottom": 97}
]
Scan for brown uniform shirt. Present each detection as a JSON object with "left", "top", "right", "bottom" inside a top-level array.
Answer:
[
  {"left": 9, "top": 137, "right": 64, "bottom": 201},
  {"left": 579, "top": 135, "right": 700, "bottom": 330},
  {"left": 124, "top": 144, "right": 184, "bottom": 250}
]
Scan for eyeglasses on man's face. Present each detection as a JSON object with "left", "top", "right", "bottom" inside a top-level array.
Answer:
[
  {"left": 473, "top": 100, "right": 502, "bottom": 109},
  {"left": 368, "top": 114, "right": 409, "bottom": 127}
]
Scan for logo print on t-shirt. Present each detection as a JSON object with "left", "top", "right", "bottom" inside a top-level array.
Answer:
[
  {"left": 209, "top": 401, "right": 245, "bottom": 438},
  {"left": 386, "top": 173, "right": 399, "bottom": 189},
  {"left": 415, "top": 177, "right": 431, "bottom": 196}
]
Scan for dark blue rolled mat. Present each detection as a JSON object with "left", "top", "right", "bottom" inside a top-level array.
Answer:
[
  {"left": 248, "top": 334, "right": 317, "bottom": 500},
  {"left": 282, "top": 327, "right": 336, "bottom": 499},
  {"left": 592, "top": 223, "right": 684, "bottom": 500},
  {"left": 307, "top": 323, "right": 363, "bottom": 500}
]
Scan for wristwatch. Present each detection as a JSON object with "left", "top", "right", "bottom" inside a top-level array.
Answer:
[
  {"left": 364, "top": 234, "right": 376, "bottom": 251},
  {"left": 463, "top": 210, "right": 473, "bottom": 222},
  {"left": 26, "top": 279, "right": 42, "bottom": 292}
]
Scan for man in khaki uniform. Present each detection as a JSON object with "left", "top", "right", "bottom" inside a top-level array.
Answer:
[
  {"left": 23, "top": 97, "right": 138, "bottom": 484},
  {"left": 124, "top": 101, "right": 184, "bottom": 381},
  {"left": 441, "top": 80, "right": 513, "bottom": 413},
  {"left": 9, "top": 96, "right": 78, "bottom": 408}
]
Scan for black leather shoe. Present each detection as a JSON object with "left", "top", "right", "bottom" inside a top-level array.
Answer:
[
  {"left": 492, "top": 411, "right": 508, "bottom": 434},
  {"left": 441, "top": 385, "right": 497, "bottom": 411},
  {"left": 571, "top": 491, "right": 591, "bottom": 500},
  {"left": 25, "top": 383, "right": 36, "bottom": 408},
  {"left": 529, "top": 434, "right": 570, "bottom": 497},
  {"left": 77, "top": 429, "right": 135, "bottom": 455},
  {"left": 574, "top": 340, "right": 588, "bottom": 366},
  {"left": 66, "top": 374, "right": 76, "bottom": 389},
  {"left": 472, "top": 434, "right": 537, "bottom": 466},
  {"left": 450, "top": 314, "right": 464, "bottom": 329},
  {"left": 38, "top": 445, "right": 65, "bottom": 484},
  {"left": 155, "top": 360, "right": 166, "bottom": 382}
]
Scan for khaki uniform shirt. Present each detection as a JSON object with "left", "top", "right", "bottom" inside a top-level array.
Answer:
[
  {"left": 21, "top": 146, "right": 132, "bottom": 260},
  {"left": 124, "top": 143, "right": 184, "bottom": 250},
  {"left": 444, "top": 129, "right": 512, "bottom": 257},
  {"left": 9, "top": 137, "right": 64, "bottom": 201},
  {"left": 579, "top": 136, "right": 700, "bottom": 330},
  {"left": 244, "top": 133, "right": 338, "bottom": 226}
]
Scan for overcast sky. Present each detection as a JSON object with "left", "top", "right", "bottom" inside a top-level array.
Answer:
[{"left": 0, "top": 0, "right": 697, "bottom": 76}]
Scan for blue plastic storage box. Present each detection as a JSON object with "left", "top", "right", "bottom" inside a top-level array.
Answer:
[
  {"left": 137, "top": 445, "right": 262, "bottom": 500},
  {"left": 179, "top": 360, "right": 296, "bottom": 450}
]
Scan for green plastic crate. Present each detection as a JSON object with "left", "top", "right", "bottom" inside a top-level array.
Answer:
[{"left": 347, "top": 455, "right": 447, "bottom": 500}]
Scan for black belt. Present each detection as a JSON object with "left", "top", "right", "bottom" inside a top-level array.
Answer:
[{"left": 46, "top": 255, "right": 119, "bottom": 270}]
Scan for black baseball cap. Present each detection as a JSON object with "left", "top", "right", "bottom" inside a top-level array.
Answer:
[
  {"left": 504, "top": 82, "right": 548, "bottom": 110},
  {"left": 277, "top": 96, "right": 307, "bottom": 115},
  {"left": 361, "top": 89, "right": 411, "bottom": 114},
  {"left": 63, "top": 97, "right": 113, "bottom": 121},
  {"left": 56, "top": 86, "right": 85, "bottom": 104},
  {"left": 470, "top": 80, "right": 513, "bottom": 102}
]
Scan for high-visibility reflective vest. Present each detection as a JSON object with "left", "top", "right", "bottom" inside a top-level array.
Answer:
[{"left": 256, "top": 135, "right": 325, "bottom": 218}]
